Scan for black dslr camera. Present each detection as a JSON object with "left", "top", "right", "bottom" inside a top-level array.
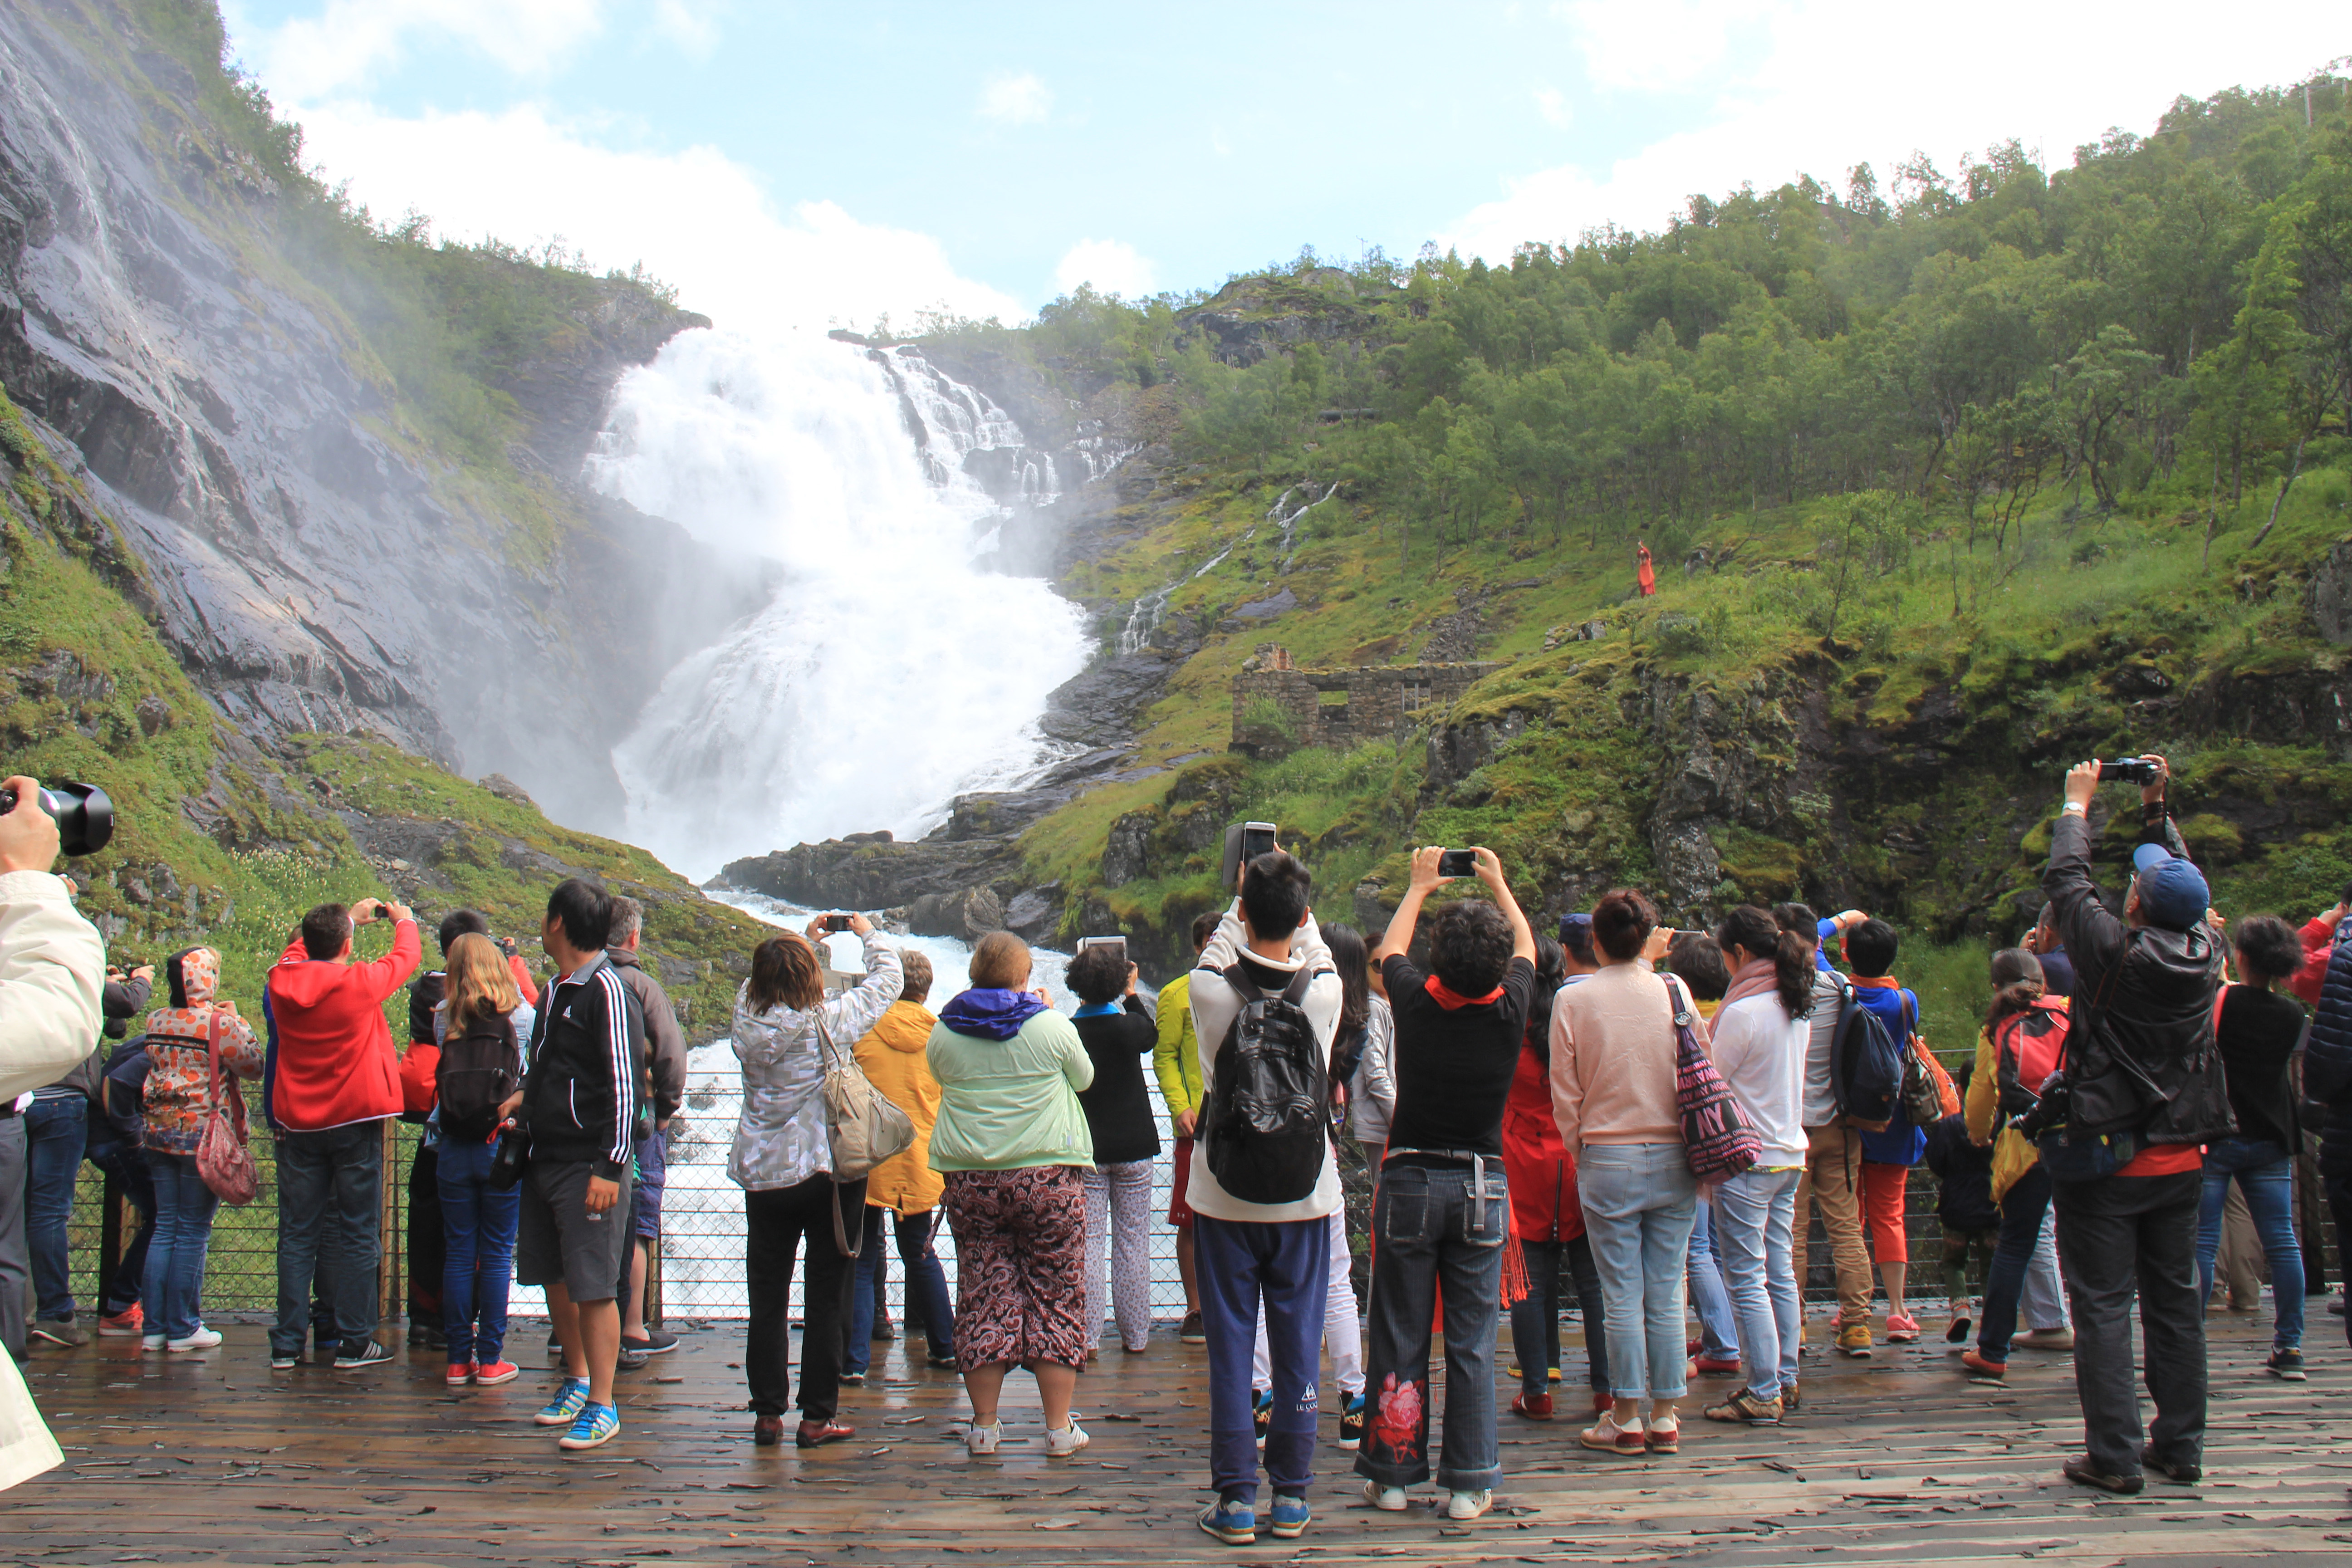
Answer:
[
  {"left": 2010, "top": 1071, "right": 2071, "bottom": 1141},
  {"left": 2096, "top": 757, "right": 2160, "bottom": 786},
  {"left": 0, "top": 780, "right": 113, "bottom": 856}
]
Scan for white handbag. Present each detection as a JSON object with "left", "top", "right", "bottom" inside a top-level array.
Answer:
[{"left": 814, "top": 1010, "right": 916, "bottom": 1254}]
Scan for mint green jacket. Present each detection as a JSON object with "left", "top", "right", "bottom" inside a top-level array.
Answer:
[{"left": 925, "top": 1009, "right": 1097, "bottom": 1171}]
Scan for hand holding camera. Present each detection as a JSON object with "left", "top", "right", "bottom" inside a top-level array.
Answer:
[
  {"left": 0, "top": 775, "right": 62, "bottom": 874},
  {"left": 0, "top": 777, "right": 113, "bottom": 863}
]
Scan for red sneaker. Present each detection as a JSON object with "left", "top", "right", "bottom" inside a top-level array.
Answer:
[
  {"left": 1886, "top": 1313, "right": 1921, "bottom": 1343},
  {"left": 473, "top": 1360, "right": 521, "bottom": 1387},
  {"left": 1693, "top": 1355, "right": 1742, "bottom": 1376},
  {"left": 445, "top": 1362, "right": 472, "bottom": 1387},
  {"left": 97, "top": 1305, "right": 144, "bottom": 1338},
  {"left": 1510, "top": 1390, "right": 1554, "bottom": 1421},
  {"left": 1960, "top": 1349, "right": 2007, "bottom": 1383}
]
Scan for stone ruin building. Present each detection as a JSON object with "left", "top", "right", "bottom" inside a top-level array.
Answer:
[{"left": 1229, "top": 644, "right": 1496, "bottom": 758}]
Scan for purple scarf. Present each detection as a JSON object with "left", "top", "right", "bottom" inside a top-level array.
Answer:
[{"left": 939, "top": 986, "right": 1049, "bottom": 1041}]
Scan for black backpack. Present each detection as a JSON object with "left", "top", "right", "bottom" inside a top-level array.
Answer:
[
  {"left": 437, "top": 1011, "right": 522, "bottom": 1142},
  {"left": 1203, "top": 965, "right": 1327, "bottom": 1205},
  {"left": 1830, "top": 981, "right": 1906, "bottom": 1132}
]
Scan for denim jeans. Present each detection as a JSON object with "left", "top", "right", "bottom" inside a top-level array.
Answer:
[
  {"left": 436, "top": 1133, "right": 519, "bottom": 1367},
  {"left": 24, "top": 1095, "right": 87, "bottom": 1322},
  {"left": 87, "top": 1146, "right": 155, "bottom": 1313},
  {"left": 1978, "top": 1163, "right": 2053, "bottom": 1361},
  {"left": 2198, "top": 1138, "right": 2305, "bottom": 1348},
  {"left": 2022, "top": 1210, "right": 2071, "bottom": 1330},
  {"left": 2052, "top": 1171, "right": 2205, "bottom": 1480},
  {"left": 1357, "top": 1159, "right": 1507, "bottom": 1492},
  {"left": 1511, "top": 1236, "right": 1606, "bottom": 1396},
  {"left": 1686, "top": 1196, "right": 1738, "bottom": 1359},
  {"left": 1578, "top": 1142, "right": 1698, "bottom": 1401},
  {"left": 143, "top": 1152, "right": 222, "bottom": 1342},
  {"left": 1712, "top": 1168, "right": 1800, "bottom": 1401},
  {"left": 272, "top": 1122, "right": 386, "bottom": 1355},
  {"left": 845, "top": 1206, "right": 956, "bottom": 1374}
]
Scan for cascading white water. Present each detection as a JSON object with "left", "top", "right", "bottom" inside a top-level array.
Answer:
[{"left": 587, "top": 330, "right": 1091, "bottom": 878}]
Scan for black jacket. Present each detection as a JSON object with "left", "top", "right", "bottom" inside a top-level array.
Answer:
[
  {"left": 1073, "top": 997, "right": 1163, "bottom": 1167},
  {"left": 2300, "top": 918, "right": 2352, "bottom": 1170},
  {"left": 2042, "top": 810, "right": 2231, "bottom": 1146},
  {"left": 519, "top": 954, "right": 645, "bottom": 1181},
  {"left": 1922, "top": 1112, "right": 1998, "bottom": 1232}
]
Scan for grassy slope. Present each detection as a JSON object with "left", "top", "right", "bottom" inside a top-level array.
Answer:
[{"left": 1021, "top": 450, "right": 2352, "bottom": 1052}]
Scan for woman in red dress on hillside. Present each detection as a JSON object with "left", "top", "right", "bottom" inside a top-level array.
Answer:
[{"left": 1636, "top": 541, "right": 1657, "bottom": 597}]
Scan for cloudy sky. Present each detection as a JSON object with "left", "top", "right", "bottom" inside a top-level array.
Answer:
[{"left": 223, "top": 0, "right": 2341, "bottom": 334}]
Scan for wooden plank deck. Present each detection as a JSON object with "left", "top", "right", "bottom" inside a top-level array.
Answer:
[{"left": 3, "top": 1310, "right": 2347, "bottom": 1566}]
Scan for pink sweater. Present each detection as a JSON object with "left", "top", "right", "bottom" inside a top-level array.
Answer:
[{"left": 1548, "top": 961, "right": 1699, "bottom": 1148}]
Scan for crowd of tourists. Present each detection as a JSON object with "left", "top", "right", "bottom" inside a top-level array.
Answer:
[{"left": 3, "top": 755, "right": 2350, "bottom": 1541}]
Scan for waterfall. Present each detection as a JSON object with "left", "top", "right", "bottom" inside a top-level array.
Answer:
[{"left": 587, "top": 330, "right": 1091, "bottom": 878}]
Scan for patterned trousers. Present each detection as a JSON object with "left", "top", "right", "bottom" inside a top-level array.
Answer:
[{"left": 1084, "top": 1160, "right": 1156, "bottom": 1352}]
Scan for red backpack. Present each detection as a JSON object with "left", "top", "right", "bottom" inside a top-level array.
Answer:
[{"left": 1993, "top": 998, "right": 2071, "bottom": 1119}]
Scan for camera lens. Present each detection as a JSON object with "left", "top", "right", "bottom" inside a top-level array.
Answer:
[{"left": 0, "top": 781, "right": 114, "bottom": 857}]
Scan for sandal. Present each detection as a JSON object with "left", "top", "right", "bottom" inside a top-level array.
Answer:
[{"left": 1704, "top": 1387, "right": 1784, "bottom": 1426}]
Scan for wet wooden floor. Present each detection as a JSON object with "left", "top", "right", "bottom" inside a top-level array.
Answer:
[{"left": 4, "top": 1308, "right": 2347, "bottom": 1566}]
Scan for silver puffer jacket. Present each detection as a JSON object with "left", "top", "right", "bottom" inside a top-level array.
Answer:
[{"left": 727, "top": 934, "right": 902, "bottom": 1192}]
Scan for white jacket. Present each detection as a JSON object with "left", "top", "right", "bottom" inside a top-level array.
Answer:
[
  {"left": 727, "top": 935, "right": 902, "bottom": 1192},
  {"left": 0, "top": 872, "right": 104, "bottom": 1102}
]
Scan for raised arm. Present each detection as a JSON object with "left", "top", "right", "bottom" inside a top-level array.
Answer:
[
  {"left": 1473, "top": 846, "right": 1536, "bottom": 965},
  {"left": 1374, "top": 848, "right": 1446, "bottom": 965}
]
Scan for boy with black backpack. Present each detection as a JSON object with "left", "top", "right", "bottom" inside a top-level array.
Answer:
[{"left": 1186, "top": 851, "right": 1343, "bottom": 1548}]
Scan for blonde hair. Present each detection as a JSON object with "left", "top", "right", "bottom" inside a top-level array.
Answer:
[
  {"left": 969, "top": 931, "right": 1031, "bottom": 990},
  {"left": 444, "top": 932, "right": 521, "bottom": 1034}
]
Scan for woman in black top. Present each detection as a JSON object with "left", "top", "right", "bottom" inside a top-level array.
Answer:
[
  {"left": 2196, "top": 915, "right": 2310, "bottom": 1377},
  {"left": 1068, "top": 944, "right": 1161, "bottom": 1356}
]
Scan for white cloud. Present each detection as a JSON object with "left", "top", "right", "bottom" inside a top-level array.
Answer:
[
  {"left": 1533, "top": 86, "right": 1572, "bottom": 129},
  {"left": 650, "top": 0, "right": 722, "bottom": 56},
  {"left": 1452, "top": 0, "right": 2338, "bottom": 260},
  {"left": 290, "top": 102, "right": 1019, "bottom": 333},
  {"left": 977, "top": 71, "right": 1052, "bottom": 126},
  {"left": 1052, "top": 238, "right": 1156, "bottom": 299},
  {"left": 255, "top": 0, "right": 605, "bottom": 99},
  {"left": 1549, "top": 0, "right": 1760, "bottom": 92}
]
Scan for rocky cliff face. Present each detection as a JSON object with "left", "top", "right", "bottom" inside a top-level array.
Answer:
[{"left": 0, "top": 9, "right": 768, "bottom": 834}]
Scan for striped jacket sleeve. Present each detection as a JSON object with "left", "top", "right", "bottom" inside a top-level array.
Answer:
[{"left": 598, "top": 965, "right": 643, "bottom": 1179}]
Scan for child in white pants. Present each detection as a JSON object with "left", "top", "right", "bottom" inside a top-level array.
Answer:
[{"left": 1252, "top": 1209, "right": 1366, "bottom": 1440}]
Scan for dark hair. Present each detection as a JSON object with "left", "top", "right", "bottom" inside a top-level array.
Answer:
[
  {"left": 1715, "top": 904, "right": 1812, "bottom": 1015},
  {"left": 437, "top": 908, "right": 488, "bottom": 956},
  {"left": 2342, "top": 878, "right": 2352, "bottom": 910},
  {"left": 300, "top": 903, "right": 353, "bottom": 961},
  {"left": 1666, "top": 931, "right": 1730, "bottom": 1003},
  {"left": 1984, "top": 947, "right": 2044, "bottom": 1034},
  {"left": 1190, "top": 909, "right": 1221, "bottom": 951},
  {"left": 1844, "top": 917, "right": 1899, "bottom": 977},
  {"left": 1771, "top": 902, "right": 1820, "bottom": 948},
  {"left": 747, "top": 934, "right": 824, "bottom": 1013},
  {"left": 1323, "top": 922, "right": 1371, "bottom": 1036},
  {"left": 1239, "top": 851, "right": 1312, "bottom": 941},
  {"left": 1952, "top": 1058, "right": 1974, "bottom": 1095},
  {"left": 1067, "top": 943, "right": 1128, "bottom": 1005},
  {"left": 1428, "top": 899, "right": 1513, "bottom": 996},
  {"left": 546, "top": 878, "right": 613, "bottom": 951},
  {"left": 1591, "top": 887, "right": 1658, "bottom": 963},
  {"left": 1526, "top": 935, "right": 1566, "bottom": 1065},
  {"left": 2235, "top": 914, "right": 2304, "bottom": 985}
]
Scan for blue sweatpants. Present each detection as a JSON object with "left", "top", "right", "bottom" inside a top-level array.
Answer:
[{"left": 1196, "top": 1212, "right": 1329, "bottom": 1503}]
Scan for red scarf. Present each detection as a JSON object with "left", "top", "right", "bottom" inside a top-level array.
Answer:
[{"left": 1423, "top": 974, "right": 1506, "bottom": 1010}]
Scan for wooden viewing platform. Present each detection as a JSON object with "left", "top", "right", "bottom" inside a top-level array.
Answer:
[{"left": 1, "top": 1312, "right": 2343, "bottom": 1565}]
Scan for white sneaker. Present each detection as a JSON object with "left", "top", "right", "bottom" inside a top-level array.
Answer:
[
  {"left": 1363, "top": 1481, "right": 1408, "bottom": 1511},
  {"left": 140, "top": 1334, "right": 165, "bottom": 1352},
  {"left": 1447, "top": 1488, "right": 1493, "bottom": 1521},
  {"left": 965, "top": 1420, "right": 1002, "bottom": 1456},
  {"left": 1045, "top": 1421, "right": 1089, "bottom": 1457},
  {"left": 167, "top": 1328, "right": 222, "bottom": 1352}
]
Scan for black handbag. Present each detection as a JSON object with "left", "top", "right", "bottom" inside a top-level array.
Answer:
[{"left": 487, "top": 1121, "right": 530, "bottom": 1191}]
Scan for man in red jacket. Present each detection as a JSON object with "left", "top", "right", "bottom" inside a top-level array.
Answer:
[{"left": 265, "top": 897, "right": 420, "bottom": 1371}]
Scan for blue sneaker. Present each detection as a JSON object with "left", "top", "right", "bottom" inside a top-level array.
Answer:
[
  {"left": 533, "top": 1377, "right": 588, "bottom": 1427},
  {"left": 558, "top": 1401, "right": 620, "bottom": 1450},
  {"left": 1268, "top": 1494, "right": 1310, "bottom": 1539},
  {"left": 1198, "top": 1496, "right": 1256, "bottom": 1544}
]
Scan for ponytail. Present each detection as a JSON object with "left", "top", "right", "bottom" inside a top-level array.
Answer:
[
  {"left": 1717, "top": 904, "right": 1813, "bottom": 1018},
  {"left": 1984, "top": 947, "right": 2045, "bottom": 1035}
]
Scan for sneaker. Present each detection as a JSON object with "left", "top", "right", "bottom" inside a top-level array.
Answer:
[
  {"left": 1645, "top": 1418, "right": 1680, "bottom": 1455},
  {"left": 31, "top": 1319, "right": 88, "bottom": 1348},
  {"left": 269, "top": 1350, "right": 299, "bottom": 1370},
  {"left": 1338, "top": 1393, "right": 1366, "bottom": 1450},
  {"left": 1362, "top": 1480, "right": 1409, "bottom": 1511},
  {"left": 2139, "top": 1442, "right": 2202, "bottom": 1485},
  {"left": 2015, "top": 1327, "right": 2076, "bottom": 1352},
  {"left": 2267, "top": 1346, "right": 2308, "bottom": 1382},
  {"left": 446, "top": 1362, "right": 473, "bottom": 1387},
  {"left": 334, "top": 1338, "right": 391, "bottom": 1369},
  {"left": 796, "top": 1418, "right": 855, "bottom": 1448},
  {"left": 839, "top": 1372, "right": 867, "bottom": 1387},
  {"left": 965, "top": 1419, "right": 1002, "bottom": 1455},
  {"left": 534, "top": 1377, "right": 589, "bottom": 1426},
  {"left": 621, "top": 1328, "right": 678, "bottom": 1356},
  {"left": 167, "top": 1328, "right": 222, "bottom": 1352},
  {"left": 1044, "top": 1420, "right": 1090, "bottom": 1457},
  {"left": 406, "top": 1323, "right": 446, "bottom": 1351},
  {"left": 1580, "top": 1412, "right": 1646, "bottom": 1457},
  {"left": 1960, "top": 1349, "right": 2008, "bottom": 1384},
  {"left": 1199, "top": 1496, "right": 1256, "bottom": 1544},
  {"left": 753, "top": 1415, "right": 785, "bottom": 1447},
  {"left": 559, "top": 1402, "right": 620, "bottom": 1450},
  {"left": 926, "top": 1353, "right": 960, "bottom": 1369},
  {"left": 1836, "top": 1324, "right": 1874, "bottom": 1357},
  {"left": 1268, "top": 1493, "right": 1310, "bottom": 1538},
  {"left": 1692, "top": 1354, "right": 1741, "bottom": 1376},
  {"left": 1446, "top": 1488, "right": 1493, "bottom": 1521},
  {"left": 1704, "top": 1387, "right": 1782, "bottom": 1426},
  {"left": 1780, "top": 1381, "right": 1800, "bottom": 1412},
  {"left": 1885, "top": 1313, "right": 1920, "bottom": 1343},
  {"left": 1511, "top": 1390, "right": 1554, "bottom": 1421},
  {"left": 474, "top": 1360, "right": 520, "bottom": 1387},
  {"left": 1180, "top": 1310, "right": 1206, "bottom": 1345},
  {"left": 1945, "top": 1315, "right": 1972, "bottom": 1343},
  {"left": 1252, "top": 1389, "right": 1272, "bottom": 1450},
  {"left": 96, "top": 1305, "right": 143, "bottom": 1338},
  {"left": 140, "top": 1333, "right": 165, "bottom": 1352},
  {"left": 2062, "top": 1454, "right": 2142, "bottom": 1494}
]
